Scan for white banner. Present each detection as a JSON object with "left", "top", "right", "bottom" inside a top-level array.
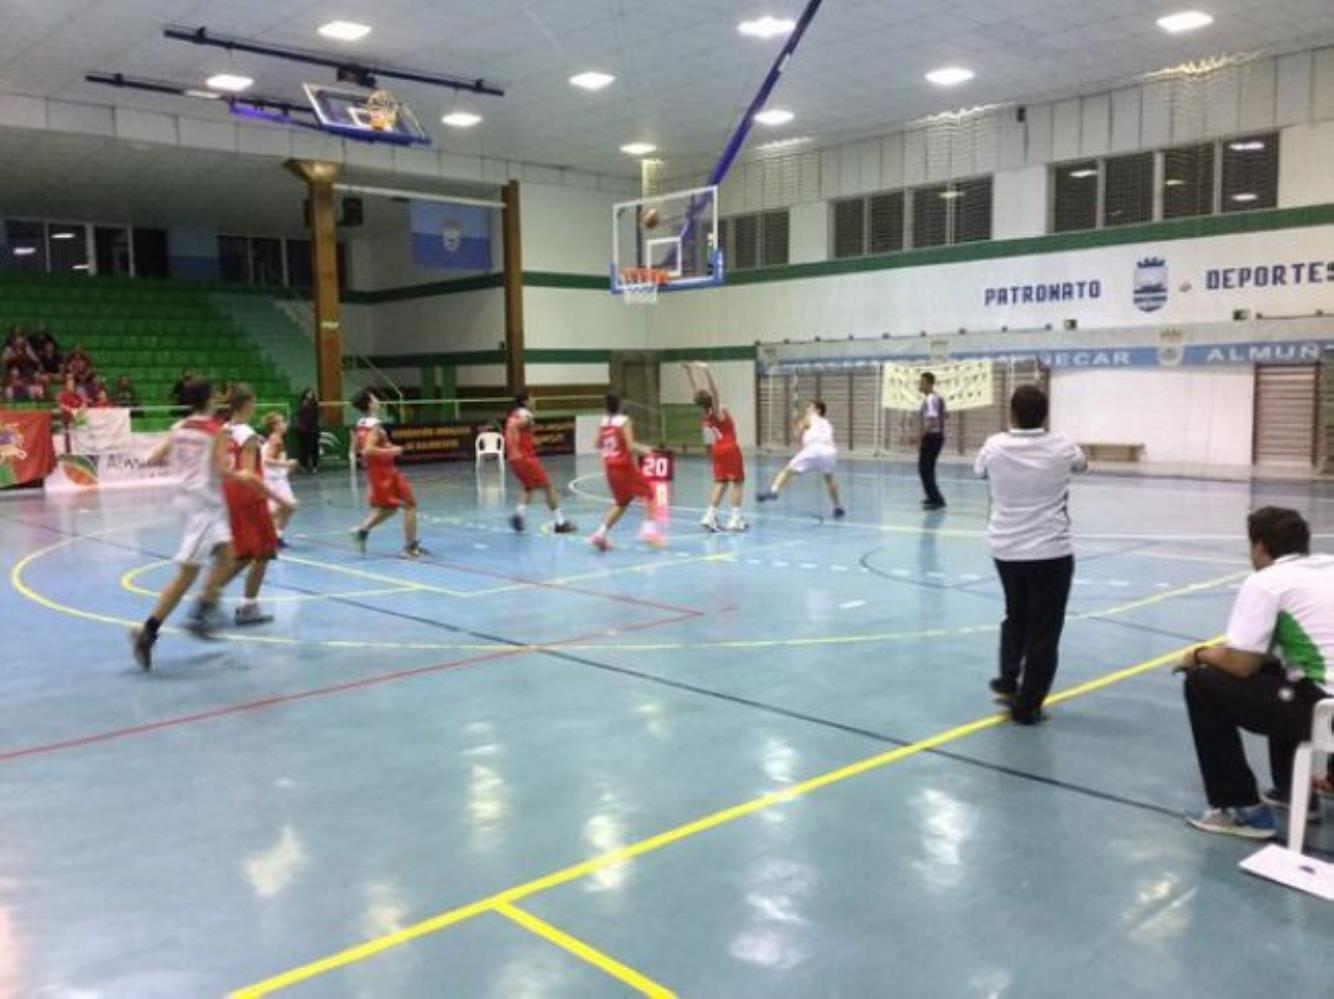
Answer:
[
  {"left": 882, "top": 360, "right": 994, "bottom": 411},
  {"left": 45, "top": 432, "right": 179, "bottom": 495},
  {"left": 70, "top": 407, "right": 132, "bottom": 455}
]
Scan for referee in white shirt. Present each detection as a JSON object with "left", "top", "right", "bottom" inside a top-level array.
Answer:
[{"left": 975, "top": 384, "right": 1087, "bottom": 725}]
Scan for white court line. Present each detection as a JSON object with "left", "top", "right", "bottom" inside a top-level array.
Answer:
[
  {"left": 565, "top": 474, "right": 1334, "bottom": 543},
  {"left": 839, "top": 599, "right": 867, "bottom": 610}
]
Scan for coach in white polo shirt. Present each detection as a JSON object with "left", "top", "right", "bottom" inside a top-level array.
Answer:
[
  {"left": 974, "top": 384, "right": 1087, "bottom": 725},
  {"left": 1179, "top": 507, "right": 1334, "bottom": 840}
]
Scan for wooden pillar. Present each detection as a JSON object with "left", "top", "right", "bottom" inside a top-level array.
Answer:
[
  {"left": 502, "top": 180, "right": 525, "bottom": 394},
  {"left": 285, "top": 159, "right": 343, "bottom": 427}
]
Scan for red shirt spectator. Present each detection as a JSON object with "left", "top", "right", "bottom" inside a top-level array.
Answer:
[{"left": 57, "top": 375, "right": 86, "bottom": 425}]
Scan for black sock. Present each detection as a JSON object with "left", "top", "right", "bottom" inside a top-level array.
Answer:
[{"left": 144, "top": 617, "right": 161, "bottom": 637}]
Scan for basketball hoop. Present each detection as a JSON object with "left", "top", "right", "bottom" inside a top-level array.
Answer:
[
  {"left": 362, "top": 89, "right": 402, "bottom": 132},
  {"left": 619, "top": 267, "right": 668, "bottom": 306}
]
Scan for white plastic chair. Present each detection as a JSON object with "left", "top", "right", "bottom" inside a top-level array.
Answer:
[
  {"left": 1287, "top": 698, "right": 1334, "bottom": 854},
  {"left": 475, "top": 430, "right": 505, "bottom": 472}
]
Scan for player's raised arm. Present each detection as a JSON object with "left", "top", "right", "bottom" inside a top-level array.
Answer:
[{"left": 621, "top": 415, "right": 653, "bottom": 458}]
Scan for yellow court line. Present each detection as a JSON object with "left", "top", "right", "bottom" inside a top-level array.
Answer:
[
  {"left": 118, "top": 560, "right": 419, "bottom": 604},
  {"left": 9, "top": 539, "right": 495, "bottom": 653},
  {"left": 227, "top": 639, "right": 1204, "bottom": 997},
  {"left": 278, "top": 554, "right": 473, "bottom": 597},
  {"left": 495, "top": 903, "right": 676, "bottom": 998}
]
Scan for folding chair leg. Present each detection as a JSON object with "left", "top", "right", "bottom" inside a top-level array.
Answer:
[{"left": 1288, "top": 743, "right": 1313, "bottom": 854}]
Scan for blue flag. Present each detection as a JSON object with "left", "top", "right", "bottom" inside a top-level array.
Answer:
[{"left": 410, "top": 201, "right": 492, "bottom": 270}]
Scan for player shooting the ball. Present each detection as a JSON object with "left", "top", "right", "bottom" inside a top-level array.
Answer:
[{"left": 683, "top": 362, "right": 746, "bottom": 532}]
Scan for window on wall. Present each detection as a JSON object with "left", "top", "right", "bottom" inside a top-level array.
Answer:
[
  {"left": 47, "top": 223, "right": 89, "bottom": 275},
  {"left": 721, "top": 209, "right": 790, "bottom": 271},
  {"left": 1162, "top": 143, "right": 1215, "bottom": 220},
  {"left": 831, "top": 198, "right": 866, "bottom": 259},
  {"left": 868, "top": 191, "right": 905, "bottom": 254},
  {"left": 1103, "top": 152, "right": 1154, "bottom": 227},
  {"left": 952, "top": 178, "right": 993, "bottom": 243},
  {"left": 1221, "top": 133, "right": 1279, "bottom": 212},
  {"left": 285, "top": 238, "right": 313, "bottom": 289},
  {"left": 3, "top": 220, "right": 47, "bottom": 273},
  {"left": 1049, "top": 132, "right": 1280, "bottom": 232},
  {"left": 132, "top": 229, "right": 169, "bottom": 278},
  {"left": 911, "top": 184, "right": 950, "bottom": 248},
  {"left": 761, "top": 210, "right": 789, "bottom": 267},
  {"left": 1052, "top": 160, "right": 1099, "bottom": 233}
]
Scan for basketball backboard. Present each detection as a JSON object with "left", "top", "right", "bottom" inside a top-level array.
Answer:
[
  {"left": 304, "top": 82, "right": 430, "bottom": 146},
  {"left": 611, "top": 184, "right": 723, "bottom": 299}
]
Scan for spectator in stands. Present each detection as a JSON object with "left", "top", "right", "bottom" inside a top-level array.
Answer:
[
  {"left": 2, "top": 330, "right": 38, "bottom": 376},
  {"left": 36, "top": 339, "right": 62, "bottom": 375},
  {"left": 296, "top": 388, "right": 320, "bottom": 473},
  {"left": 67, "top": 344, "right": 92, "bottom": 387},
  {"left": 57, "top": 373, "right": 86, "bottom": 425},
  {"left": 2, "top": 325, "right": 20, "bottom": 350},
  {"left": 92, "top": 386, "right": 113, "bottom": 408},
  {"left": 4, "top": 367, "right": 32, "bottom": 403},
  {"left": 29, "top": 324, "right": 57, "bottom": 354},
  {"left": 114, "top": 376, "right": 139, "bottom": 408}
]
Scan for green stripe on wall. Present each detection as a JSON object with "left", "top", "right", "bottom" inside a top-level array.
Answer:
[{"left": 350, "top": 344, "right": 758, "bottom": 369}]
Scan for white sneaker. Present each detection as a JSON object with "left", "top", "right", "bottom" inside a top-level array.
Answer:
[
  {"left": 700, "top": 515, "right": 720, "bottom": 533},
  {"left": 638, "top": 525, "right": 667, "bottom": 549},
  {"left": 726, "top": 515, "right": 748, "bottom": 532}
]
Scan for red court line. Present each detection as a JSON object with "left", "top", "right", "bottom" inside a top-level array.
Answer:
[{"left": 0, "top": 609, "right": 701, "bottom": 766}]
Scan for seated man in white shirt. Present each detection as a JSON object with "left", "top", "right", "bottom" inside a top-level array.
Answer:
[
  {"left": 974, "top": 384, "right": 1087, "bottom": 725},
  {"left": 1178, "top": 507, "right": 1334, "bottom": 839}
]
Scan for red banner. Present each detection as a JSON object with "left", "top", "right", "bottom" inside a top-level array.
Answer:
[{"left": 0, "top": 410, "right": 57, "bottom": 488}]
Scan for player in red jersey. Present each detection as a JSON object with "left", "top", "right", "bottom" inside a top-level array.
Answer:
[
  {"left": 350, "top": 389, "right": 425, "bottom": 558},
  {"left": 218, "top": 385, "right": 293, "bottom": 626},
  {"left": 683, "top": 362, "right": 747, "bottom": 532},
  {"left": 589, "top": 392, "right": 664, "bottom": 552},
  {"left": 130, "top": 380, "right": 244, "bottom": 669},
  {"left": 505, "top": 391, "right": 576, "bottom": 534}
]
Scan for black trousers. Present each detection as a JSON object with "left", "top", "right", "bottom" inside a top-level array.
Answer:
[
  {"left": 296, "top": 429, "right": 320, "bottom": 471},
  {"left": 994, "top": 555, "right": 1075, "bottom": 714},
  {"left": 1183, "top": 661, "right": 1329, "bottom": 808},
  {"left": 918, "top": 432, "right": 945, "bottom": 505}
]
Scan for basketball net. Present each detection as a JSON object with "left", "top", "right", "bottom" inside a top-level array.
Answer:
[{"left": 619, "top": 267, "right": 666, "bottom": 306}]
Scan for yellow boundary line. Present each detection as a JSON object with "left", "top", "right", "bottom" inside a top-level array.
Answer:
[
  {"left": 120, "top": 561, "right": 419, "bottom": 604},
  {"left": 495, "top": 903, "right": 675, "bottom": 998},
  {"left": 227, "top": 638, "right": 1214, "bottom": 997}
]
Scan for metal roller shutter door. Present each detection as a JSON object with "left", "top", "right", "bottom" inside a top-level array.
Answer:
[{"left": 1253, "top": 364, "right": 1317, "bottom": 466}]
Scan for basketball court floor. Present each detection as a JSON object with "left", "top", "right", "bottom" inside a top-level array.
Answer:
[{"left": 2, "top": 457, "right": 1332, "bottom": 997}]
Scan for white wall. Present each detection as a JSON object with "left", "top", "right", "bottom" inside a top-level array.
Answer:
[
  {"left": 367, "top": 288, "right": 504, "bottom": 356},
  {"left": 1050, "top": 368, "right": 1255, "bottom": 468},
  {"left": 523, "top": 286, "right": 646, "bottom": 353},
  {"left": 1279, "top": 120, "right": 1334, "bottom": 208},
  {"left": 647, "top": 223, "right": 1334, "bottom": 346},
  {"left": 521, "top": 183, "right": 620, "bottom": 274},
  {"left": 993, "top": 166, "right": 1047, "bottom": 240}
]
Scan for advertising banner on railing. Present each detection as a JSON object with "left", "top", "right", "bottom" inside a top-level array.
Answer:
[
  {"left": 385, "top": 418, "right": 576, "bottom": 464},
  {"left": 70, "top": 407, "right": 133, "bottom": 454},
  {"left": 0, "top": 410, "right": 57, "bottom": 488},
  {"left": 45, "top": 432, "right": 179, "bottom": 495}
]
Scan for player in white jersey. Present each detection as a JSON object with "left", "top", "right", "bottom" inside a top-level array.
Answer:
[
  {"left": 261, "top": 411, "right": 298, "bottom": 546},
  {"left": 756, "top": 399, "right": 845, "bottom": 518},
  {"left": 130, "top": 379, "right": 242, "bottom": 670}
]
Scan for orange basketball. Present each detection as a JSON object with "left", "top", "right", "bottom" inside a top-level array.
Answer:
[{"left": 641, "top": 207, "right": 660, "bottom": 229}]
